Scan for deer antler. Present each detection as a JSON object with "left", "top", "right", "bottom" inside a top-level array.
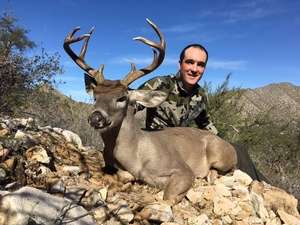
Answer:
[
  {"left": 64, "top": 19, "right": 165, "bottom": 86},
  {"left": 120, "top": 18, "right": 166, "bottom": 87},
  {"left": 63, "top": 27, "right": 105, "bottom": 84}
]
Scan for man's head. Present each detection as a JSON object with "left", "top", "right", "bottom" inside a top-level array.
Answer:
[{"left": 179, "top": 44, "right": 208, "bottom": 91}]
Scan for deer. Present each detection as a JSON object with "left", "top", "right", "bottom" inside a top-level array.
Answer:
[{"left": 63, "top": 19, "right": 238, "bottom": 204}]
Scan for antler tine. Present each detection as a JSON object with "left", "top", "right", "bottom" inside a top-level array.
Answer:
[
  {"left": 121, "top": 18, "right": 166, "bottom": 87},
  {"left": 63, "top": 27, "right": 105, "bottom": 84}
]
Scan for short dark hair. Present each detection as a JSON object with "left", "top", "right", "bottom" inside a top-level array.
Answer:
[{"left": 179, "top": 43, "right": 208, "bottom": 64}]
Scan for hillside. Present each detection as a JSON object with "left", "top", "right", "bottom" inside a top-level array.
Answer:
[{"left": 240, "top": 82, "right": 300, "bottom": 122}]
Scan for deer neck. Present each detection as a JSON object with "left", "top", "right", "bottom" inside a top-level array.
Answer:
[{"left": 117, "top": 105, "right": 141, "bottom": 144}]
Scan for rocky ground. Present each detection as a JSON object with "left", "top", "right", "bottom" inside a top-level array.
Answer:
[{"left": 0, "top": 117, "right": 299, "bottom": 225}]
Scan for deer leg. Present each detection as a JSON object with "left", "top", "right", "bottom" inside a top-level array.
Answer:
[{"left": 163, "top": 168, "right": 194, "bottom": 205}]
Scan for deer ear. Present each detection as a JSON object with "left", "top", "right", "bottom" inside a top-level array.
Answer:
[
  {"left": 84, "top": 73, "right": 97, "bottom": 96},
  {"left": 128, "top": 90, "right": 167, "bottom": 107}
]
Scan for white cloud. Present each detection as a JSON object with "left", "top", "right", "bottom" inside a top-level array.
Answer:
[
  {"left": 208, "top": 59, "right": 247, "bottom": 70},
  {"left": 110, "top": 56, "right": 179, "bottom": 66},
  {"left": 110, "top": 55, "right": 246, "bottom": 70},
  {"left": 162, "top": 24, "right": 202, "bottom": 33},
  {"left": 223, "top": 0, "right": 286, "bottom": 23}
]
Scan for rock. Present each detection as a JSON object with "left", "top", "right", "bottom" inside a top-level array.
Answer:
[
  {"left": 247, "top": 216, "right": 263, "bottom": 224},
  {"left": 83, "top": 188, "right": 108, "bottom": 207},
  {"left": 251, "top": 181, "right": 299, "bottom": 217},
  {"left": 232, "top": 185, "right": 251, "bottom": 201},
  {"left": 213, "top": 196, "right": 236, "bottom": 216},
  {"left": 49, "top": 179, "right": 66, "bottom": 193},
  {"left": 237, "top": 201, "right": 255, "bottom": 220},
  {"left": 188, "top": 214, "right": 211, "bottom": 225},
  {"left": 212, "top": 219, "right": 222, "bottom": 225},
  {"left": 250, "top": 191, "right": 269, "bottom": 221},
  {"left": 62, "top": 166, "right": 81, "bottom": 175},
  {"left": 0, "top": 186, "right": 96, "bottom": 225},
  {"left": 215, "top": 175, "right": 235, "bottom": 188},
  {"left": 0, "top": 148, "right": 10, "bottom": 161},
  {"left": 265, "top": 217, "right": 282, "bottom": 225},
  {"left": 161, "top": 223, "right": 180, "bottom": 225},
  {"left": 186, "top": 188, "right": 203, "bottom": 203},
  {"left": 0, "top": 128, "right": 9, "bottom": 137},
  {"left": 64, "top": 187, "right": 87, "bottom": 203},
  {"left": 214, "top": 183, "right": 232, "bottom": 197},
  {"left": 277, "top": 209, "right": 300, "bottom": 225},
  {"left": 25, "top": 146, "right": 50, "bottom": 164},
  {"left": 222, "top": 215, "right": 233, "bottom": 224},
  {"left": 107, "top": 195, "right": 134, "bottom": 223},
  {"left": 0, "top": 168, "right": 7, "bottom": 181},
  {"left": 93, "top": 207, "right": 107, "bottom": 224},
  {"left": 98, "top": 187, "right": 108, "bottom": 201},
  {"left": 14, "top": 130, "right": 26, "bottom": 139},
  {"left": 139, "top": 202, "right": 173, "bottom": 222},
  {"left": 233, "top": 170, "right": 253, "bottom": 186},
  {"left": 53, "top": 127, "right": 83, "bottom": 149},
  {"left": 201, "top": 186, "right": 216, "bottom": 201}
]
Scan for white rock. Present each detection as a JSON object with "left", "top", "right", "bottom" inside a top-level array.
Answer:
[
  {"left": 233, "top": 170, "right": 253, "bottom": 186},
  {"left": 26, "top": 146, "right": 50, "bottom": 164},
  {"left": 215, "top": 175, "right": 235, "bottom": 188},
  {"left": 265, "top": 217, "right": 282, "bottom": 225},
  {"left": 98, "top": 187, "right": 108, "bottom": 201},
  {"left": 277, "top": 209, "right": 300, "bottom": 225},
  {"left": 188, "top": 214, "right": 211, "bottom": 225},
  {"left": 53, "top": 127, "right": 83, "bottom": 149},
  {"left": 250, "top": 191, "right": 269, "bottom": 221},
  {"left": 107, "top": 198, "right": 134, "bottom": 223},
  {"left": 14, "top": 130, "right": 26, "bottom": 139},
  {"left": 213, "top": 196, "right": 236, "bottom": 216},
  {"left": 214, "top": 183, "right": 232, "bottom": 197},
  {"left": 161, "top": 223, "right": 180, "bottom": 225},
  {"left": 0, "top": 186, "right": 96, "bottom": 225},
  {"left": 141, "top": 202, "right": 173, "bottom": 222},
  {"left": 232, "top": 185, "right": 250, "bottom": 201},
  {"left": 62, "top": 166, "right": 81, "bottom": 175},
  {"left": 222, "top": 215, "right": 232, "bottom": 224},
  {"left": 186, "top": 188, "right": 203, "bottom": 203},
  {"left": 93, "top": 207, "right": 107, "bottom": 224},
  {"left": 248, "top": 216, "right": 264, "bottom": 224}
]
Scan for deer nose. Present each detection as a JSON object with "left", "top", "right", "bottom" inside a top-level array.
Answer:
[{"left": 88, "top": 111, "right": 111, "bottom": 129}]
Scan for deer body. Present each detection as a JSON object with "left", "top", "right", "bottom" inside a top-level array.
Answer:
[
  {"left": 64, "top": 19, "right": 237, "bottom": 204},
  {"left": 93, "top": 89, "right": 237, "bottom": 203}
]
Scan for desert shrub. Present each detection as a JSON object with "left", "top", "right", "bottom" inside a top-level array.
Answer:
[
  {"left": 0, "top": 13, "right": 62, "bottom": 115},
  {"left": 203, "top": 74, "right": 245, "bottom": 141}
]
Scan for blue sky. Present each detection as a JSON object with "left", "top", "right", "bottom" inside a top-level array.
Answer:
[{"left": 1, "top": 0, "right": 300, "bottom": 102}]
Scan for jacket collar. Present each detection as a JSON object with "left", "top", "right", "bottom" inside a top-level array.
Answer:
[{"left": 174, "top": 71, "right": 200, "bottom": 95}]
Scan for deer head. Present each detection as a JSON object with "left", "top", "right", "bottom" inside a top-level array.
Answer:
[{"left": 64, "top": 19, "right": 167, "bottom": 131}]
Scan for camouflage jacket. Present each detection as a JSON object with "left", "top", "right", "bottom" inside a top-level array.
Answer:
[{"left": 138, "top": 72, "right": 218, "bottom": 134}]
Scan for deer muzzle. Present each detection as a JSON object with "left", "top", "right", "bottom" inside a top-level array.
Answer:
[{"left": 88, "top": 111, "right": 111, "bottom": 129}]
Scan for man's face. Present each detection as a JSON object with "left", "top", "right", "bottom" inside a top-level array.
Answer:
[{"left": 179, "top": 47, "right": 207, "bottom": 90}]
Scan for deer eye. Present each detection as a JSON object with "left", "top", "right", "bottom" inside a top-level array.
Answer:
[{"left": 116, "top": 96, "right": 127, "bottom": 102}]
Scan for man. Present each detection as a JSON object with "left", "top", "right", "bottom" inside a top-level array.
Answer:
[
  {"left": 138, "top": 43, "right": 267, "bottom": 182},
  {"left": 138, "top": 44, "right": 218, "bottom": 134}
]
